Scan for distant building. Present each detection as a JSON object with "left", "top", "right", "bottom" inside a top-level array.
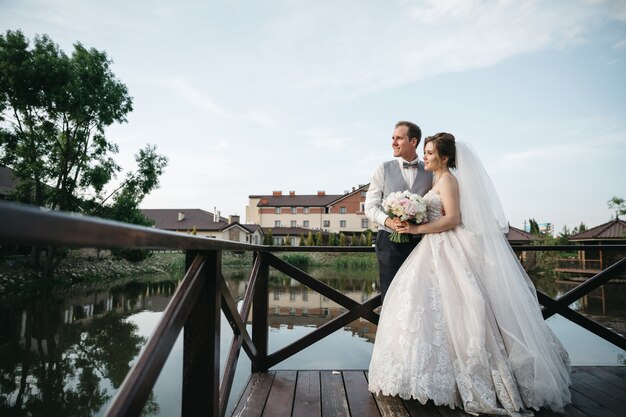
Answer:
[
  {"left": 141, "top": 209, "right": 264, "bottom": 244},
  {"left": 246, "top": 184, "right": 372, "bottom": 235},
  {"left": 557, "top": 218, "right": 626, "bottom": 276},
  {"left": 0, "top": 166, "right": 18, "bottom": 199}
]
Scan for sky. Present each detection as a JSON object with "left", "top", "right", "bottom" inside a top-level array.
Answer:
[{"left": 1, "top": 0, "right": 625, "bottom": 234}]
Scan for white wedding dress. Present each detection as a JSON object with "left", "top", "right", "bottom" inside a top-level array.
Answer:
[{"left": 368, "top": 189, "right": 572, "bottom": 416}]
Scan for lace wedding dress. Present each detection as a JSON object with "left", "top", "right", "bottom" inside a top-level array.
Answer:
[{"left": 368, "top": 189, "right": 571, "bottom": 416}]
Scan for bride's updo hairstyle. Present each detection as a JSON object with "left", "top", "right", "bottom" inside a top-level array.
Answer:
[{"left": 424, "top": 132, "right": 456, "bottom": 169}]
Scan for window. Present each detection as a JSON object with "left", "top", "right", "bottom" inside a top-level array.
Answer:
[
  {"left": 290, "top": 289, "right": 296, "bottom": 301},
  {"left": 274, "top": 207, "right": 281, "bottom": 214},
  {"left": 340, "top": 220, "right": 347, "bottom": 228},
  {"left": 273, "top": 291, "right": 280, "bottom": 300},
  {"left": 291, "top": 220, "right": 297, "bottom": 227},
  {"left": 361, "top": 218, "right": 369, "bottom": 228},
  {"left": 340, "top": 207, "right": 346, "bottom": 214},
  {"left": 323, "top": 220, "right": 330, "bottom": 228},
  {"left": 302, "top": 287, "right": 308, "bottom": 301},
  {"left": 303, "top": 220, "right": 309, "bottom": 227},
  {"left": 303, "top": 207, "right": 310, "bottom": 214},
  {"left": 275, "top": 220, "right": 281, "bottom": 227},
  {"left": 360, "top": 202, "right": 365, "bottom": 212},
  {"left": 291, "top": 207, "right": 296, "bottom": 214},
  {"left": 361, "top": 191, "right": 367, "bottom": 197}
]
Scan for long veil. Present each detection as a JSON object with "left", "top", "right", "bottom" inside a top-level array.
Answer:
[{"left": 454, "top": 142, "right": 571, "bottom": 411}]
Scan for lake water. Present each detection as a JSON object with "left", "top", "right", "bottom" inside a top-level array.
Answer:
[{"left": 0, "top": 261, "right": 624, "bottom": 417}]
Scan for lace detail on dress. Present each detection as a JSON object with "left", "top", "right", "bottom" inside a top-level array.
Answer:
[{"left": 368, "top": 192, "right": 570, "bottom": 416}]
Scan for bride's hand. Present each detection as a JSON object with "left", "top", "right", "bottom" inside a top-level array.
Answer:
[{"left": 398, "top": 221, "right": 420, "bottom": 234}]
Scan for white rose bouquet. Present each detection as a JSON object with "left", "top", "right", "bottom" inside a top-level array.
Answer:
[{"left": 382, "top": 191, "right": 428, "bottom": 243}]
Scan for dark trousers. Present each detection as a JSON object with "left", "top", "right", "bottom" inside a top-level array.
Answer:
[{"left": 375, "top": 230, "right": 420, "bottom": 304}]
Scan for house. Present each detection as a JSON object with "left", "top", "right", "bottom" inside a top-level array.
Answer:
[
  {"left": 506, "top": 225, "right": 537, "bottom": 245},
  {"left": 0, "top": 166, "right": 18, "bottom": 199},
  {"left": 246, "top": 185, "right": 372, "bottom": 235},
  {"left": 506, "top": 225, "right": 538, "bottom": 268},
  {"left": 140, "top": 209, "right": 264, "bottom": 244},
  {"left": 558, "top": 218, "right": 626, "bottom": 275}
]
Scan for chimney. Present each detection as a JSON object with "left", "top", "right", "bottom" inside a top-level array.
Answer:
[
  {"left": 352, "top": 186, "right": 355, "bottom": 191},
  {"left": 317, "top": 190, "right": 325, "bottom": 196},
  {"left": 289, "top": 191, "right": 295, "bottom": 197},
  {"left": 229, "top": 215, "right": 240, "bottom": 224},
  {"left": 272, "top": 190, "right": 282, "bottom": 197},
  {"left": 214, "top": 207, "right": 217, "bottom": 222},
  {"left": 178, "top": 211, "right": 185, "bottom": 221}
]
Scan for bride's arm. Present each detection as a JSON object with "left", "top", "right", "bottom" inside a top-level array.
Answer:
[{"left": 404, "top": 174, "right": 461, "bottom": 234}]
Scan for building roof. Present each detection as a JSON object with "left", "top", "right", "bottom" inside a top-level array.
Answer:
[
  {"left": 0, "top": 166, "right": 18, "bottom": 196},
  {"left": 506, "top": 225, "right": 537, "bottom": 243},
  {"left": 329, "top": 184, "right": 370, "bottom": 205},
  {"left": 241, "top": 224, "right": 264, "bottom": 234},
  {"left": 569, "top": 219, "right": 626, "bottom": 240},
  {"left": 141, "top": 209, "right": 229, "bottom": 231},
  {"left": 252, "top": 193, "right": 343, "bottom": 207}
]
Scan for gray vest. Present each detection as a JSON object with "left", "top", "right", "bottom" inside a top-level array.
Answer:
[{"left": 379, "top": 159, "right": 433, "bottom": 233}]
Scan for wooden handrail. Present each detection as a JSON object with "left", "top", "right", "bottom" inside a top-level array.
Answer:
[
  {"left": 105, "top": 254, "right": 209, "bottom": 417},
  {"left": 2, "top": 200, "right": 626, "bottom": 417}
]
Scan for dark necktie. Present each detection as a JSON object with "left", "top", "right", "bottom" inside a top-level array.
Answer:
[{"left": 403, "top": 161, "right": 419, "bottom": 169}]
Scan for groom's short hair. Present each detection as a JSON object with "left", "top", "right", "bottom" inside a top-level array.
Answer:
[{"left": 395, "top": 121, "right": 421, "bottom": 147}]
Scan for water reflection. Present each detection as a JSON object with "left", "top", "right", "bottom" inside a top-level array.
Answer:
[
  {"left": 0, "top": 280, "right": 177, "bottom": 416},
  {"left": 0, "top": 266, "right": 624, "bottom": 417}
]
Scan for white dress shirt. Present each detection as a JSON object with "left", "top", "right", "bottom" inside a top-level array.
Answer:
[{"left": 365, "top": 157, "right": 420, "bottom": 228}]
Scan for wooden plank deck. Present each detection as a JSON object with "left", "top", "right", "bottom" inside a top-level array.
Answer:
[{"left": 230, "top": 367, "right": 626, "bottom": 417}]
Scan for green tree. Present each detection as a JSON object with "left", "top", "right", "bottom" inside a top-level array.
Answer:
[
  {"left": 365, "top": 229, "right": 373, "bottom": 246},
  {"left": 556, "top": 225, "right": 570, "bottom": 245},
  {"left": 266, "top": 229, "right": 274, "bottom": 245},
  {"left": 528, "top": 218, "right": 541, "bottom": 235},
  {"left": 298, "top": 234, "right": 305, "bottom": 246},
  {"left": 315, "top": 230, "right": 324, "bottom": 246},
  {"left": 0, "top": 30, "right": 167, "bottom": 265},
  {"left": 306, "top": 231, "right": 315, "bottom": 246},
  {"left": 608, "top": 196, "right": 626, "bottom": 220},
  {"left": 284, "top": 234, "right": 291, "bottom": 246},
  {"left": 572, "top": 222, "right": 587, "bottom": 235},
  {"left": 339, "top": 232, "right": 347, "bottom": 246}
]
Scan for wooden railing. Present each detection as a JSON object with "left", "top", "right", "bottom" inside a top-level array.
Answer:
[{"left": 1, "top": 201, "right": 625, "bottom": 417}]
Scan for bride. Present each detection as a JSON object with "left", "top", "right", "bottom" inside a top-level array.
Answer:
[{"left": 367, "top": 133, "right": 571, "bottom": 416}]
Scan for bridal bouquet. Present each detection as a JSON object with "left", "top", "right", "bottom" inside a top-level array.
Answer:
[{"left": 382, "top": 191, "right": 428, "bottom": 243}]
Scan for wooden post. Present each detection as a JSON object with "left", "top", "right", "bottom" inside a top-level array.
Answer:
[
  {"left": 252, "top": 252, "right": 269, "bottom": 372},
  {"left": 182, "top": 250, "right": 221, "bottom": 417}
]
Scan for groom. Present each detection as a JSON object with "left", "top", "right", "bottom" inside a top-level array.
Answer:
[{"left": 365, "top": 121, "right": 433, "bottom": 303}]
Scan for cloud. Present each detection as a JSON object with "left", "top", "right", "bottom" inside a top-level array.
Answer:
[
  {"left": 250, "top": 111, "right": 280, "bottom": 128},
  {"left": 158, "top": 77, "right": 228, "bottom": 118},
  {"left": 614, "top": 38, "right": 626, "bottom": 49},
  {"left": 498, "top": 132, "right": 626, "bottom": 171},
  {"left": 256, "top": 0, "right": 624, "bottom": 100},
  {"left": 302, "top": 130, "right": 351, "bottom": 150}
]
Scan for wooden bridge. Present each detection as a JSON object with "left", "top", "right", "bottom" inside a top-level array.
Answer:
[{"left": 1, "top": 201, "right": 625, "bottom": 417}]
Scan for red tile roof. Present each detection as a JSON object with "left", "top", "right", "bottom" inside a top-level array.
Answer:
[
  {"left": 569, "top": 219, "right": 626, "bottom": 240},
  {"left": 253, "top": 194, "right": 343, "bottom": 207}
]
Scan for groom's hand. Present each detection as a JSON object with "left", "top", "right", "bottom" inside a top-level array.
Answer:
[{"left": 385, "top": 217, "right": 403, "bottom": 231}]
